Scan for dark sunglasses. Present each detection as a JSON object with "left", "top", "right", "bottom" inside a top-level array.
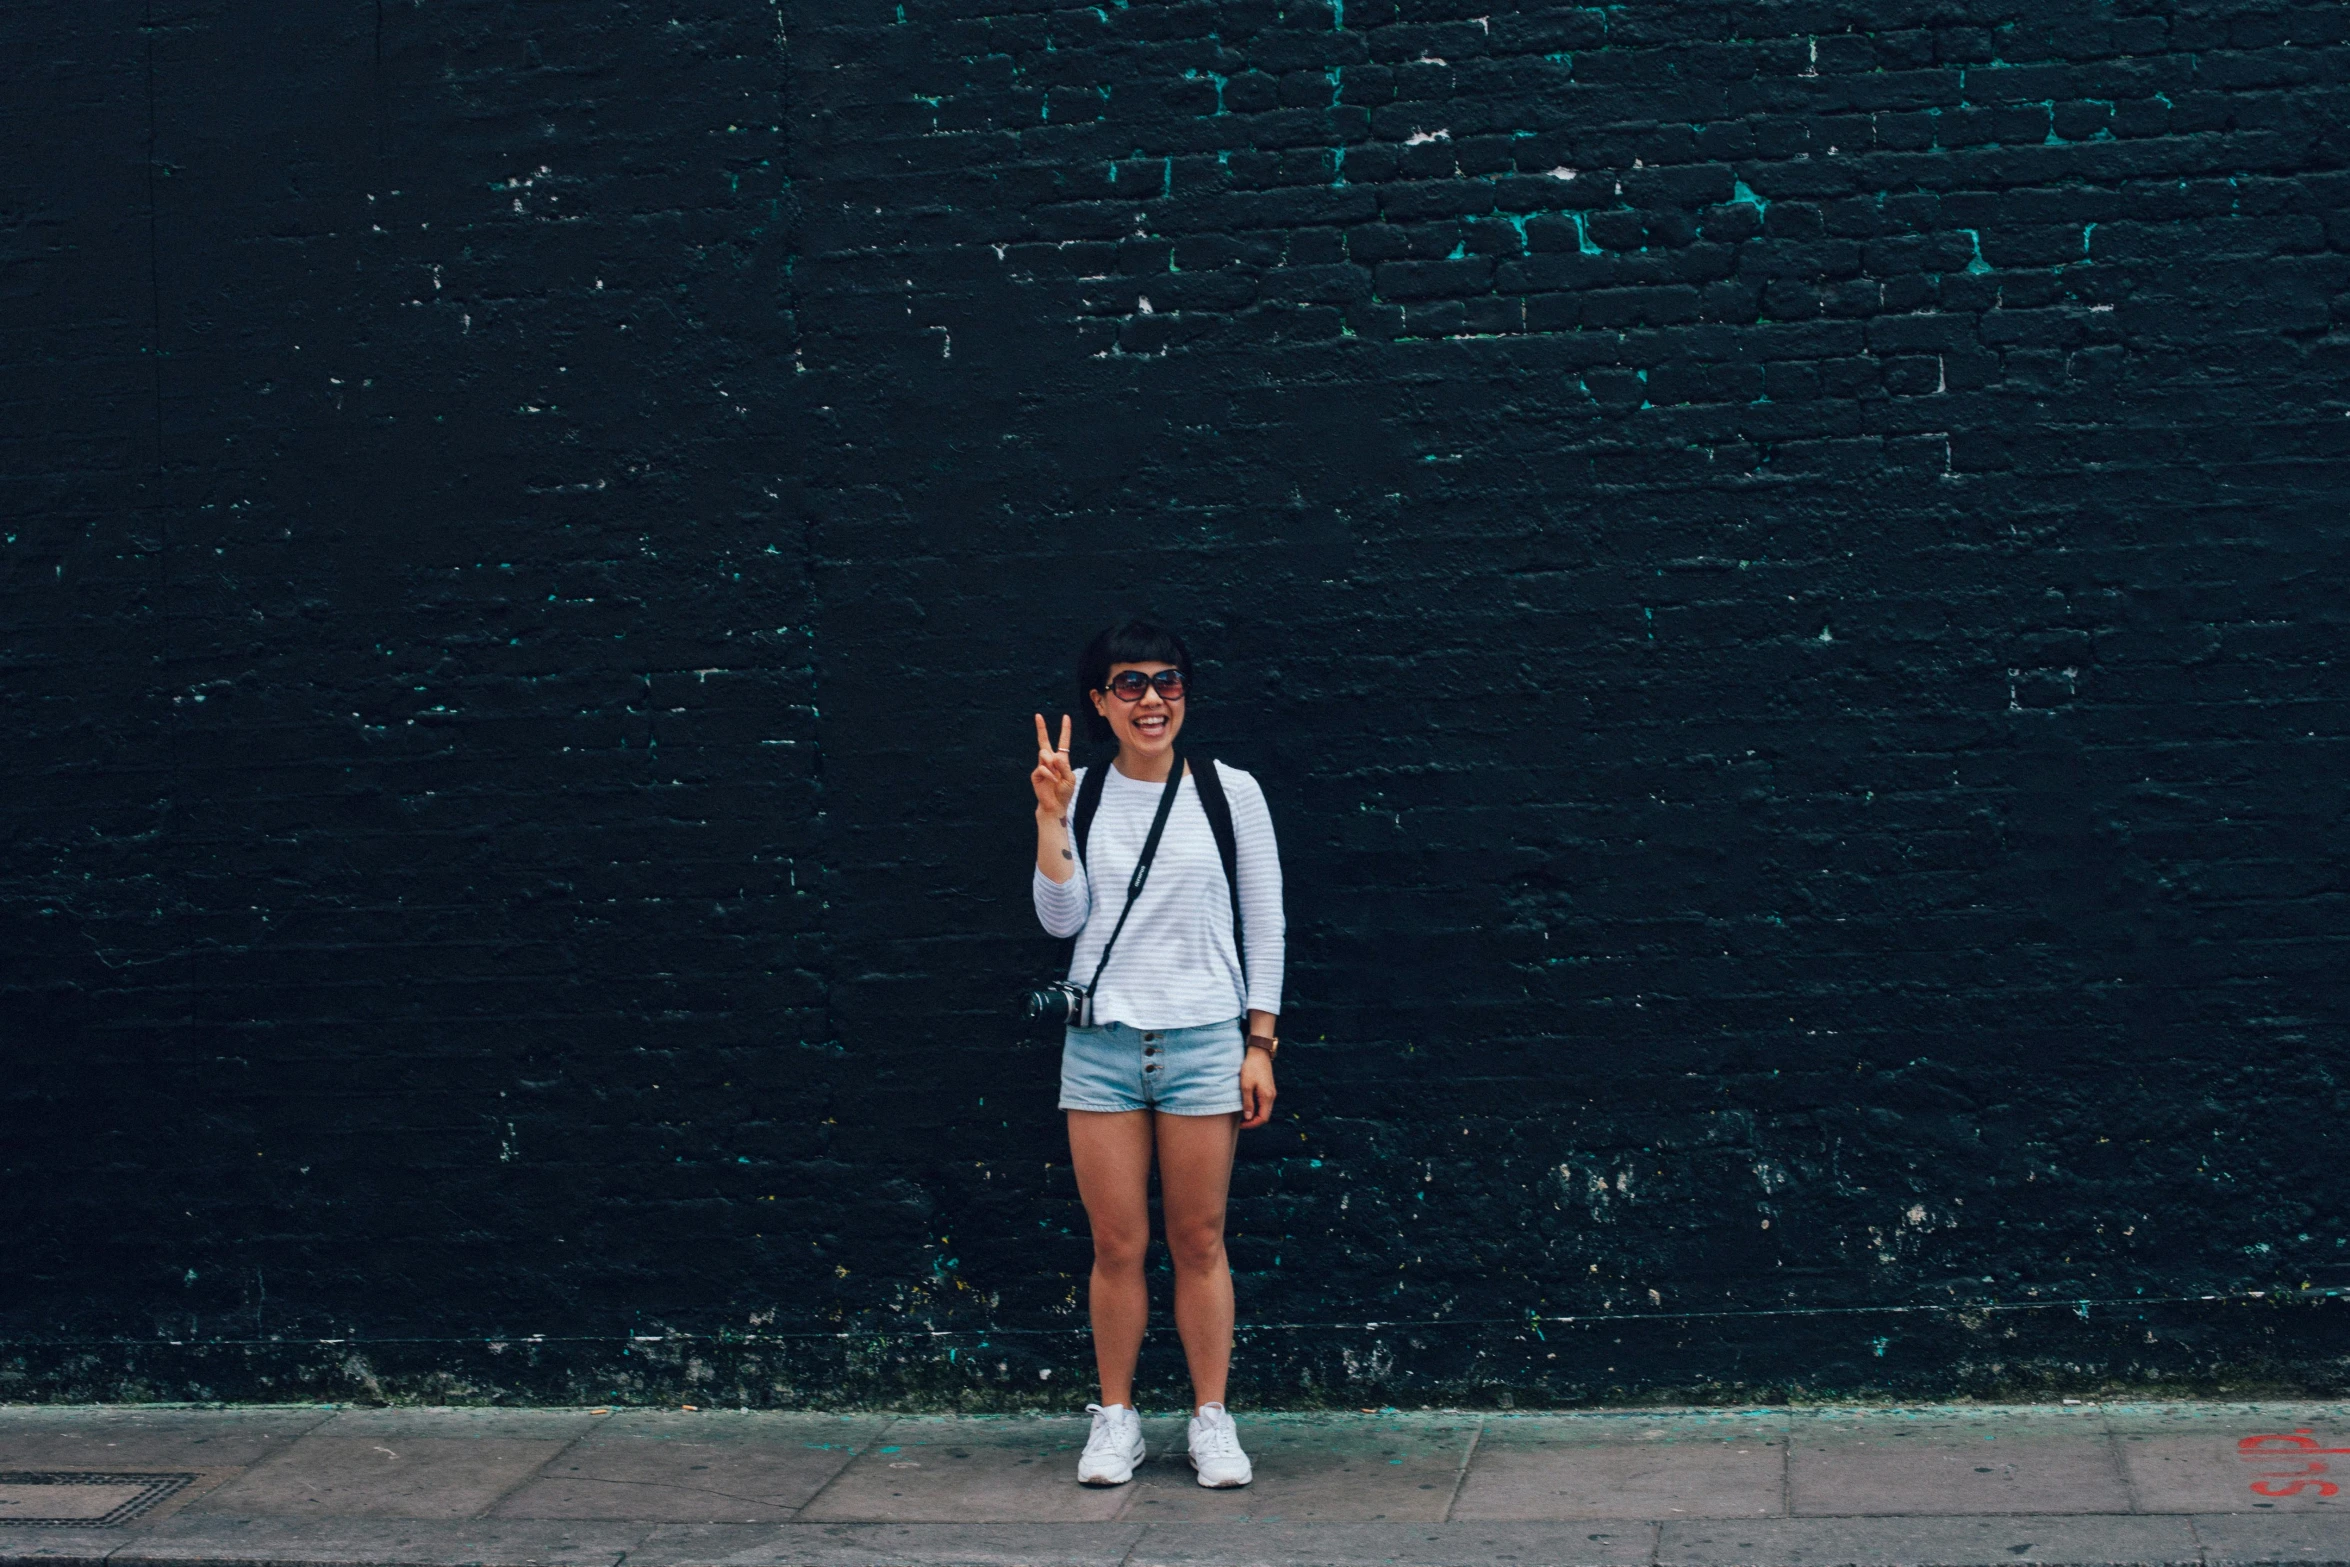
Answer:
[{"left": 1101, "top": 669, "right": 1186, "bottom": 703}]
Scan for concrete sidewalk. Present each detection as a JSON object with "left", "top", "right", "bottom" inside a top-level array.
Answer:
[{"left": 2, "top": 1402, "right": 2346, "bottom": 1567}]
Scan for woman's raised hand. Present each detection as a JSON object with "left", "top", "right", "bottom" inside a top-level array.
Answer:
[{"left": 1032, "top": 713, "right": 1076, "bottom": 817}]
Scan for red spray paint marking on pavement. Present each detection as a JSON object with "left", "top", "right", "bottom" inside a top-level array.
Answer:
[{"left": 2239, "top": 1431, "right": 2350, "bottom": 1498}]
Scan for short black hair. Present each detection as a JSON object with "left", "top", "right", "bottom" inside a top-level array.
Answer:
[{"left": 1077, "top": 618, "right": 1192, "bottom": 744}]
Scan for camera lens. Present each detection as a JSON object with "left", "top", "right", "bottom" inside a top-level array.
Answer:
[{"left": 1017, "top": 982, "right": 1082, "bottom": 1025}]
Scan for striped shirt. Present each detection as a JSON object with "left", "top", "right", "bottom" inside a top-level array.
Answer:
[{"left": 1032, "top": 762, "right": 1285, "bottom": 1030}]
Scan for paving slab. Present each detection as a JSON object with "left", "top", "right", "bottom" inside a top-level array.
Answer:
[
  {"left": 796, "top": 1417, "right": 1129, "bottom": 1524},
  {"left": 0, "top": 1409, "right": 335, "bottom": 1470},
  {"left": 632, "top": 1521, "right": 1142, "bottom": 1567},
  {"left": 489, "top": 1412, "right": 889, "bottom": 1522},
  {"left": 0, "top": 1410, "right": 342, "bottom": 1534},
  {"left": 2191, "top": 1510, "right": 2350, "bottom": 1564},
  {"left": 1788, "top": 1408, "right": 2127, "bottom": 1518},
  {"left": 186, "top": 1437, "right": 578, "bottom": 1520},
  {"left": 0, "top": 1474, "right": 206, "bottom": 1528},
  {"left": 304, "top": 1411, "right": 608, "bottom": 1444},
  {"left": 1454, "top": 1413, "right": 1788, "bottom": 1522},
  {"left": 0, "top": 1527, "right": 125, "bottom": 1564},
  {"left": 1660, "top": 1513, "right": 2199, "bottom": 1565},
  {"left": 1116, "top": 1412, "right": 1477, "bottom": 1523},
  {"left": 103, "top": 1515, "right": 645, "bottom": 1566},
  {"left": 1130, "top": 1520, "right": 1657, "bottom": 1567},
  {"left": 2106, "top": 1403, "right": 2350, "bottom": 1514}
]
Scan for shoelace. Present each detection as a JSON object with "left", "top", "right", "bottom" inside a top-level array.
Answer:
[
  {"left": 1085, "top": 1405, "right": 1133, "bottom": 1447},
  {"left": 1191, "top": 1413, "right": 1242, "bottom": 1459}
]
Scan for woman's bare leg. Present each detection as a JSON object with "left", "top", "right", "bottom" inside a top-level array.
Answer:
[
  {"left": 1066, "top": 1109, "right": 1155, "bottom": 1407},
  {"left": 1154, "top": 1109, "right": 1240, "bottom": 1410}
]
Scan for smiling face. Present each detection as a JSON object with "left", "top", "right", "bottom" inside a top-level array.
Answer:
[{"left": 1090, "top": 659, "right": 1186, "bottom": 766}]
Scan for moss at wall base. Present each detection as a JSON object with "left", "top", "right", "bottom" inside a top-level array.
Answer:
[{"left": 8, "top": 1295, "right": 2347, "bottom": 1411}]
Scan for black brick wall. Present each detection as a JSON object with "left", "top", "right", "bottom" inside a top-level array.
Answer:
[{"left": 4, "top": 0, "right": 2348, "bottom": 1406}]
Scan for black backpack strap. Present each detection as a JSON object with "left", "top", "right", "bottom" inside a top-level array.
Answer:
[
  {"left": 1072, "top": 760, "right": 1111, "bottom": 865},
  {"left": 1191, "top": 756, "right": 1245, "bottom": 979}
]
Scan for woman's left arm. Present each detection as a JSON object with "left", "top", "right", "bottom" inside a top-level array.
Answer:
[
  {"left": 1231, "top": 770, "right": 1286, "bottom": 1018},
  {"left": 1241, "top": 1008, "right": 1278, "bottom": 1129},
  {"left": 1234, "top": 771, "right": 1285, "bottom": 1129}
]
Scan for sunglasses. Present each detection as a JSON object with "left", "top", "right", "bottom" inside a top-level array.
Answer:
[{"left": 1101, "top": 669, "right": 1186, "bottom": 702}]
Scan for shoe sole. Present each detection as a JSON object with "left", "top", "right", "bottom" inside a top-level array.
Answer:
[
  {"left": 1079, "top": 1443, "right": 1145, "bottom": 1486},
  {"left": 1187, "top": 1456, "right": 1252, "bottom": 1488}
]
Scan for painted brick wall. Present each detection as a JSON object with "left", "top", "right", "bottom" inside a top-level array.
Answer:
[{"left": 3, "top": 0, "right": 2348, "bottom": 1406}]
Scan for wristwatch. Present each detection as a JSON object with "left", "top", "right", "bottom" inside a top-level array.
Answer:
[{"left": 1246, "top": 1034, "right": 1279, "bottom": 1059}]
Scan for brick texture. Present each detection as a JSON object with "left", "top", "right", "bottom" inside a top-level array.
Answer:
[{"left": 2, "top": 0, "right": 2347, "bottom": 1405}]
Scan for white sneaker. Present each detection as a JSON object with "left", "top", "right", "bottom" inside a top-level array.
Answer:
[
  {"left": 1077, "top": 1402, "right": 1145, "bottom": 1485},
  {"left": 1186, "top": 1402, "right": 1253, "bottom": 1487}
]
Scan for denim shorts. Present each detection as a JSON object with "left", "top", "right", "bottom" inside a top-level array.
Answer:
[{"left": 1059, "top": 1018, "right": 1245, "bottom": 1116}]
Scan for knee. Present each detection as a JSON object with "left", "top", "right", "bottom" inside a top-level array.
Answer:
[
  {"left": 1166, "top": 1217, "right": 1227, "bottom": 1277},
  {"left": 1091, "top": 1228, "right": 1149, "bottom": 1277}
]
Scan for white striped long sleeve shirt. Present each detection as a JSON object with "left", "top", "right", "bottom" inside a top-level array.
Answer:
[{"left": 1032, "top": 762, "right": 1284, "bottom": 1030}]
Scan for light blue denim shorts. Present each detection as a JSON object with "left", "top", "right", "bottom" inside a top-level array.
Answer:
[{"left": 1060, "top": 1018, "right": 1245, "bottom": 1116}]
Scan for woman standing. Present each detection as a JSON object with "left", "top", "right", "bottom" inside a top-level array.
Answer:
[{"left": 1030, "top": 618, "right": 1284, "bottom": 1488}]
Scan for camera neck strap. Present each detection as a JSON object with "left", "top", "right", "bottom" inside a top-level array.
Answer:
[{"left": 1080, "top": 753, "right": 1186, "bottom": 1007}]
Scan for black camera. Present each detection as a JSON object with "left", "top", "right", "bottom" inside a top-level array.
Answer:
[{"left": 1019, "top": 980, "right": 1090, "bottom": 1027}]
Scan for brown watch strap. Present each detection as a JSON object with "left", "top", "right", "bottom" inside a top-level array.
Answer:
[{"left": 1246, "top": 1034, "right": 1278, "bottom": 1057}]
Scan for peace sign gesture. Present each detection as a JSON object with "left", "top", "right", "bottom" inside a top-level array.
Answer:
[{"left": 1031, "top": 713, "right": 1076, "bottom": 817}]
